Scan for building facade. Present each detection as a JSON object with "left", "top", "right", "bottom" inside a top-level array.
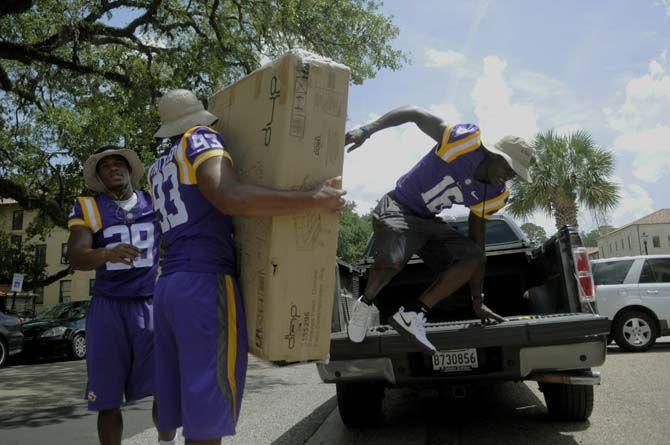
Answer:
[
  {"left": 597, "top": 209, "right": 670, "bottom": 259},
  {"left": 0, "top": 199, "right": 95, "bottom": 312}
]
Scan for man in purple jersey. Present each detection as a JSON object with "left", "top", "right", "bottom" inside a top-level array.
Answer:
[
  {"left": 68, "top": 146, "right": 176, "bottom": 445},
  {"left": 149, "top": 89, "right": 345, "bottom": 445},
  {"left": 344, "top": 106, "right": 534, "bottom": 354}
]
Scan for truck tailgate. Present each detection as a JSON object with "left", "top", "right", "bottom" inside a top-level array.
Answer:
[{"left": 330, "top": 313, "right": 611, "bottom": 359}]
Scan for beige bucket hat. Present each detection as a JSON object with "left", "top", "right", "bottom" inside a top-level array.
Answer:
[
  {"left": 83, "top": 145, "right": 144, "bottom": 193},
  {"left": 154, "top": 89, "right": 218, "bottom": 138},
  {"left": 487, "top": 135, "right": 534, "bottom": 182}
]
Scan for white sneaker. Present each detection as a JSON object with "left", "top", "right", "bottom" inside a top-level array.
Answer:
[
  {"left": 389, "top": 307, "right": 436, "bottom": 354},
  {"left": 347, "top": 297, "right": 375, "bottom": 343}
]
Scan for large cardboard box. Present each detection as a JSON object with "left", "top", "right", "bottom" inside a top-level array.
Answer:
[{"left": 208, "top": 51, "right": 350, "bottom": 362}]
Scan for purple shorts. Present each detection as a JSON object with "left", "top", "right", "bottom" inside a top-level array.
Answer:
[
  {"left": 154, "top": 272, "right": 248, "bottom": 440},
  {"left": 85, "top": 296, "right": 154, "bottom": 411}
]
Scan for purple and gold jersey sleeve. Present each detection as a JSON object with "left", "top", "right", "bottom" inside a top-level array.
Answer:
[
  {"left": 173, "top": 126, "right": 233, "bottom": 185},
  {"left": 466, "top": 185, "right": 509, "bottom": 219},
  {"left": 435, "top": 124, "right": 482, "bottom": 164},
  {"left": 67, "top": 197, "right": 103, "bottom": 233}
]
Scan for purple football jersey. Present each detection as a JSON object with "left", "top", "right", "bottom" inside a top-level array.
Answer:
[
  {"left": 394, "top": 124, "right": 509, "bottom": 219},
  {"left": 67, "top": 191, "right": 160, "bottom": 299},
  {"left": 147, "top": 126, "right": 236, "bottom": 276}
]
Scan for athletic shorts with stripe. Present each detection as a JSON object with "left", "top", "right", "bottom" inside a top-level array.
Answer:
[
  {"left": 154, "top": 272, "right": 248, "bottom": 440},
  {"left": 85, "top": 296, "right": 155, "bottom": 411}
]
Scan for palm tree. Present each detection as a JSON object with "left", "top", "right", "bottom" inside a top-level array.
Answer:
[{"left": 507, "top": 129, "right": 620, "bottom": 230}]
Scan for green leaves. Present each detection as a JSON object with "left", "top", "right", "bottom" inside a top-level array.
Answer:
[
  {"left": 507, "top": 129, "right": 620, "bottom": 229},
  {"left": 520, "top": 222, "right": 548, "bottom": 247},
  {"left": 337, "top": 201, "right": 373, "bottom": 264},
  {"left": 0, "top": 0, "right": 406, "bottom": 227},
  {"left": 581, "top": 225, "right": 616, "bottom": 247},
  {"left": 0, "top": 0, "right": 404, "bottom": 283}
]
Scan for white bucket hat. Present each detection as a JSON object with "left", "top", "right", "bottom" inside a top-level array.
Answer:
[
  {"left": 83, "top": 145, "right": 145, "bottom": 193},
  {"left": 487, "top": 135, "right": 534, "bottom": 182},
  {"left": 154, "top": 89, "right": 218, "bottom": 138}
]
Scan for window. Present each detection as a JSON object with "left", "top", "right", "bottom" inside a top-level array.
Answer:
[
  {"left": 366, "top": 219, "right": 522, "bottom": 258},
  {"left": 628, "top": 236, "right": 631, "bottom": 250},
  {"left": 640, "top": 259, "right": 670, "bottom": 283},
  {"left": 12, "top": 210, "right": 23, "bottom": 230},
  {"left": 11, "top": 235, "right": 22, "bottom": 249},
  {"left": 447, "top": 220, "right": 519, "bottom": 245},
  {"left": 59, "top": 280, "right": 72, "bottom": 303},
  {"left": 33, "top": 287, "right": 44, "bottom": 305},
  {"left": 592, "top": 260, "right": 635, "bottom": 285},
  {"left": 60, "top": 243, "right": 69, "bottom": 264},
  {"left": 89, "top": 279, "right": 96, "bottom": 296},
  {"left": 34, "top": 244, "right": 47, "bottom": 267},
  {"left": 653, "top": 236, "right": 660, "bottom": 248},
  {"left": 621, "top": 239, "right": 624, "bottom": 249},
  {"left": 609, "top": 244, "right": 612, "bottom": 254}
]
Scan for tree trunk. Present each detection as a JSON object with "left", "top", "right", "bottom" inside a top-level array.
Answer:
[{"left": 552, "top": 193, "right": 579, "bottom": 230}]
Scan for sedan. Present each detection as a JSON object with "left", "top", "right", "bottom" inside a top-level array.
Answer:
[
  {"left": 21, "top": 301, "right": 89, "bottom": 360},
  {"left": 0, "top": 310, "right": 24, "bottom": 367}
]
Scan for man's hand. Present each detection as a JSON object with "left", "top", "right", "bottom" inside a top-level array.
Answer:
[
  {"left": 472, "top": 296, "right": 506, "bottom": 325},
  {"left": 313, "top": 176, "right": 347, "bottom": 213},
  {"left": 345, "top": 127, "right": 370, "bottom": 153},
  {"left": 105, "top": 243, "right": 140, "bottom": 265}
]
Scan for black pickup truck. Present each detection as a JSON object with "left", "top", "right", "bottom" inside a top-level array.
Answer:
[{"left": 318, "top": 215, "right": 610, "bottom": 428}]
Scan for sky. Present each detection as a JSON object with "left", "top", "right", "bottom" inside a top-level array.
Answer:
[
  {"left": 109, "top": 1, "right": 670, "bottom": 235},
  {"left": 343, "top": 0, "right": 670, "bottom": 235}
]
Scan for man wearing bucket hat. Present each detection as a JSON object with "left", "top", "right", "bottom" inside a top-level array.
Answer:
[
  {"left": 344, "top": 106, "right": 534, "bottom": 354},
  {"left": 148, "top": 89, "right": 345, "bottom": 444},
  {"left": 67, "top": 146, "right": 176, "bottom": 444}
]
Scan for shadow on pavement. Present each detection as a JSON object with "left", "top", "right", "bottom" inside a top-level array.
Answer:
[
  {"left": 294, "top": 382, "right": 591, "bottom": 444},
  {"left": 0, "top": 403, "right": 89, "bottom": 429},
  {"left": 0, "top": 358, "right": 87, "bottom": 428},
  {"left": 272, "top": 396, "right": 337, "bottom": 445},
  {"left": 5, "top": 353, "right": 79, "bottom": 368},
  {"left": 244, "top": 359, "right": 305, "bottom": 395},
  {"left": 423, "top": 382, "right": 589, "bottom": 444}
]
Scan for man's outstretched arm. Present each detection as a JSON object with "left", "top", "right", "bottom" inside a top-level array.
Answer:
[
  {"left": 468, "top": 211, "right": 506, "bottom": 324},
  {"left": 345, "top": 106, "right": 448, "bottom": 152}
]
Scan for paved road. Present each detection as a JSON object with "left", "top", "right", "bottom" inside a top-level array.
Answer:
[
  {"left": 2, "top": 339, "right": 670, "bottom": 444},
  {"left": 307, "top": 342, "right": 670, "bottom": 445}
]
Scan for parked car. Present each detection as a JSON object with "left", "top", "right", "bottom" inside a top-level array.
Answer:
[
  {"left": 0, "top": 309, "right": 24, "bottom": 367},
  {"left": 592, "top": 255, "right": 670, "bottom": 352},
  {"left": 320, "top": 216, "right": 609, "bottom": 428},
  {"left": 21, "top": 301, "right": 89, "bottom": 360}
]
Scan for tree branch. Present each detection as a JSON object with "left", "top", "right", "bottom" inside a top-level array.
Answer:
[
  {"left": 0, "top": 0, "right": 33, "bottom": 18},
  {"left": 84, "top": 0, "right": 141, "bottom": 23},
  {"left": 0, "top": 64, "right": 44, "bottom": 111},
  {"left": 0, "top": 177, "right": 67, "bottom": 228},
  {"left": 24, "top": 267, "right": 72, "bottom": 291},
  {"left": 124, "top": 0, "right": 162, "bottom": 33},
  {"left": 0, "top": 41, "right": 133, "bottom": 87}
]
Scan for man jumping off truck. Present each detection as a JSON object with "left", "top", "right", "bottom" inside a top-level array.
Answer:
[{"left": 344, "top": 106, "right": 535, "bottom": 354}]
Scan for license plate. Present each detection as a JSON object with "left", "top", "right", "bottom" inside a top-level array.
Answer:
[{"left": 432, "top": 348, "right": 479, "bottom": 372}]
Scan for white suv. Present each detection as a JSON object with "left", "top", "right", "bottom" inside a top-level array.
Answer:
[{"left": 592, "top": 255, "right": 670, "bottom": 352}]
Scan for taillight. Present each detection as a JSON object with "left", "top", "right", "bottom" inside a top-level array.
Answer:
[{"left": 573, "top": 247, "right": 595, "bottom": 303}]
